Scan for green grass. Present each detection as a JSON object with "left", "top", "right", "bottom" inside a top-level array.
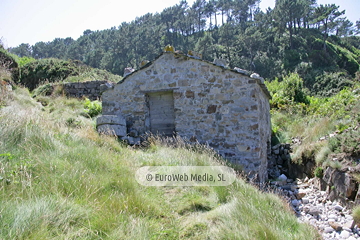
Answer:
[{"left": 0, "top": 88, "right": 320, "bottom": 239}]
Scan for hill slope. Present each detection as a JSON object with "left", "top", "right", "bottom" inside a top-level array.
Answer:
[{"left": 0, "top": 87, "right": 320, "bottom": 239}]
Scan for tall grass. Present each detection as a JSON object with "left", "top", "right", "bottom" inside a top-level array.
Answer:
[{"left": 0, "top": 88, "right": 320, "bottom": 239}]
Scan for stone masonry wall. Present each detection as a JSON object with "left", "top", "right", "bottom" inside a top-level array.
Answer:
[
  {"left": 62, "top": 80, "right": 108, "bottom": 100},
  {"left": 102, "top": 52, "right": 271, "bottom": 182}
]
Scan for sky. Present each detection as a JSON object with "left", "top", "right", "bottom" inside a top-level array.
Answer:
[{"left": 0, "top": 0, "right": 359, "bottom": 48}]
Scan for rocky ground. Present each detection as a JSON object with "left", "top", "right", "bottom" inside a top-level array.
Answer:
[{"left": 271, "top": 175, "right": 360, "bottom": 240}]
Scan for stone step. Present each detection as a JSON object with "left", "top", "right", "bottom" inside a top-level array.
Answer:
[{"left": 96, "top": 114, "right": 126, "bottom": 126}]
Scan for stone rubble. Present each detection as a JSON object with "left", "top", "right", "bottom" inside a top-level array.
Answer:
[{"left": 271, "top": 176, "right": 360, "bottom": 240}]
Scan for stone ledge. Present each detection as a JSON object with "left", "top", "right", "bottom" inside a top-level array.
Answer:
[{"left": 96, "top": 115, "right": 126, "bottom": 126}]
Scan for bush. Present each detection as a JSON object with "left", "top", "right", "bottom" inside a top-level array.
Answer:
[
  {"left": 314, "top": 167, "right": 324, "bottom": 178},
  {"left": 32, "top": 83, "right": 54, "bottom": 97},
  {"left": 20, "top": 58, "right": 80, "bottom": 90},
  {"left": 353, "top": 205, "right": 360, "bottom": 225},
  {"left": 0, "top": 48, "right": 20, "bottom": 82},
  {"left": 83, "top": 98, "right": 102, "bottom": 118},
  {"left": 266, "top": 73, "right": 309, "bottom": 110},
  {"left": 18, "top": 56, "right": 35, "bottom": 67},
  {"left": 312, "top": 72, "right": 354, "bottom": 96},
  {"left": 328, "top": 128, "right": 360, "bottom": 156}
]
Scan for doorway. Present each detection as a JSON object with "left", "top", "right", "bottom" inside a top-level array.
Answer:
[{"left": 147, "top": 91, "right": 175, "bottom": 136}]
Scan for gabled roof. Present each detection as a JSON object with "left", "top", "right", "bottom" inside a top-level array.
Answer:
[{"left": 118, "top": 51, "right": 271, "bottom": 99}]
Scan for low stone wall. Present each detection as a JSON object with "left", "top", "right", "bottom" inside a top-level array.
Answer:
[
  {"left": 269, "top": 143, "right": 360, "bottom": 208},
  {"left": 62, "top": 81, "right": 109, "bottom": 100},
  {"left": 268, "top": 143, "right": 292, "bottom": 179}
]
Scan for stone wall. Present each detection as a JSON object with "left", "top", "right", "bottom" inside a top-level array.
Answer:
[
  {"left": 102, "top": 52, "right": 271, "bottom": 182},
  {"left": 61, "top": 81, "right": 109, "bottom": 100}
]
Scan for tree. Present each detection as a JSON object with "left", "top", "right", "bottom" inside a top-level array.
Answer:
[
  {"left": 9, "top": 43, "right": 32, "bottom": 57},
  {"left": 205, "top": 0, "right": 217, "bottom": 28},
  {"left": 355, "top": 20, "right": 360, "bottom": 35},
  {"left": 191, "top": 0, "right": 207, "bottom": 32},
  {"left": 194, "top": 32, "right": 215, "bottom": 61},
  {"left": 274, "top": 0, "right": 315, "bottom": 49},
  {"left": 312, "top": 4, "right": 345, "bottom": 50},
  {"left": 334, "top": 17, "right": 353, "bottom": 37}
]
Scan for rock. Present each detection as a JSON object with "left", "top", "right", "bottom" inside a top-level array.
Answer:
[
  {"left": 278, "top": 174, "right": 287, "bottom": 181},
  {"left": 233, "top": 67, "right": 250, "bottom": 75},
  {"left": 250, "top": 73, "right": 260, "bottom": 78},
  {"left": 281, "top": 184, "right": 292, "bottom": 190},
  {"left": 292, "top": 199, "right": 300, "bottom": 207},
  {"left": 272, "top": 144, "right": 280, "bottom": 150},
  {"left": 129, "top": 129, "right": 138, "bottom": 137},
  {"left": 343, "top": 220, "right": 354, "bottom": 229},
  {"left": 97, "top": 124, "right": 127, "bottom": 137},
  {"left": 99, "top": 82, "right": 115, "bottom": 93},
  {"left": 295, "top": 189, "right": 307, "bottom": 199},
  {"left": 308, "top": 207, "right": 321, "bottom": 217},
  {"left": 250, "top": 73, "right": 264, "bottom": 83},
  {"left": 96, "top": 115, "right": 126, "bottom": 126},
  {"left": 339, "top": 230, "right": 350, "bottom": 238},
  {"left": 328, "top": 214, "right": 338, "bottom": 221},
  {"left": 123, "top": 67, "right": 135, "bottom": 77},
  {"left": 302, "top": 198, "right": 309, "bottom": 204},
  {"left": 324, "top": 227, "right": 334, "bottom": 233},
  {"left": 334, "top": 205, "right": 344, "bottom": 211},
  {"left": 213, "top": 59, "right": 227, "bottom": 68},
  {"left": 329, "top": 221, "right": 342, "bottom": 231},
  {"left": 123, "top": 137, "right": 141, "bottom": 145}
]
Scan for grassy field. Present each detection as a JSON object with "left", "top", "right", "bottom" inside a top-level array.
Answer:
[{"left": 0, "top": 88, "right": 320, "bottom": 239}]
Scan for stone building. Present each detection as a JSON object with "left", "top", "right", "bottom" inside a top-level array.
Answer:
[{"left": 98, "top": 51, "right": 272, "bottom": 182}]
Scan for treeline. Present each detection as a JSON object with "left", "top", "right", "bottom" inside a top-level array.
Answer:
[{"left": 9, "top": 0, "right": 360, "bottom": 95}]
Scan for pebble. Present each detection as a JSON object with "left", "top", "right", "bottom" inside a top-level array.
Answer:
[
  {"left": 272, "top": 176, "right": 360, "bottom": 240},
  {"left": 324, "top": 227, "right": 334, "bottom": 233},
  {"left": 335, "top": 205, "right": 344, "bottom": 211},
  {"left": 340, "top": 230, "right": 350, "bottom": 238}
]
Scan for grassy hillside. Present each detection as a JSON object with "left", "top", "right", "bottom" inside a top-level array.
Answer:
[{"left": 0, "top": 87, "right": 320, "bottom": 239}]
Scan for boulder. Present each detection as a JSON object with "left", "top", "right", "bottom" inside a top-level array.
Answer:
[
  {"left": 97, "top": 124, "right": 126, "bottom": 137},
  {"left": 329, "top": 221, "right": 342, "bottom": 231},
  {"left": 96, "top": 115, "right": 126, "bottom": 126}
]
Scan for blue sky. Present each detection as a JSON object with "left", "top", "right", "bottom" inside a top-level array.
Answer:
[{"left": 0, "top": 0, "right": 359, "bottom": 48}]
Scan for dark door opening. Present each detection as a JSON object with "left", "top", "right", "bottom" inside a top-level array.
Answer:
[{"left": 147, "top": 91, "right": 175, "bottom": 136}]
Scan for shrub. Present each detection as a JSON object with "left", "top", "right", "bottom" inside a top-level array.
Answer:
[
  {"left": 265, "top": 73, "right": 309, "bottom": 110},
  {"left": 32, "top": 83, "right": 54, "bottom": 97},
  {"left": 353, "top": 205, "right": 360, "bottom": 225},
  {"left": 314, "top": 167, "right": 324, "bottom": 178},
  {"left": 18, "top": 56, "right": 35, "bottom": 67},
  {"left": 328, "top": 128, "right": 360, "bottom": 156},
  {"left": 313, "top": 72, "right": 354, "bottom": 96},
  {"left": 20, "top": 58, "right": 80, "bottom": 90},
  {"left": 83, "top": 98, "right": 102, "bottom": 118},
  {"left": 0, "top": 48, "right": 19, "bottom": 82}
]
